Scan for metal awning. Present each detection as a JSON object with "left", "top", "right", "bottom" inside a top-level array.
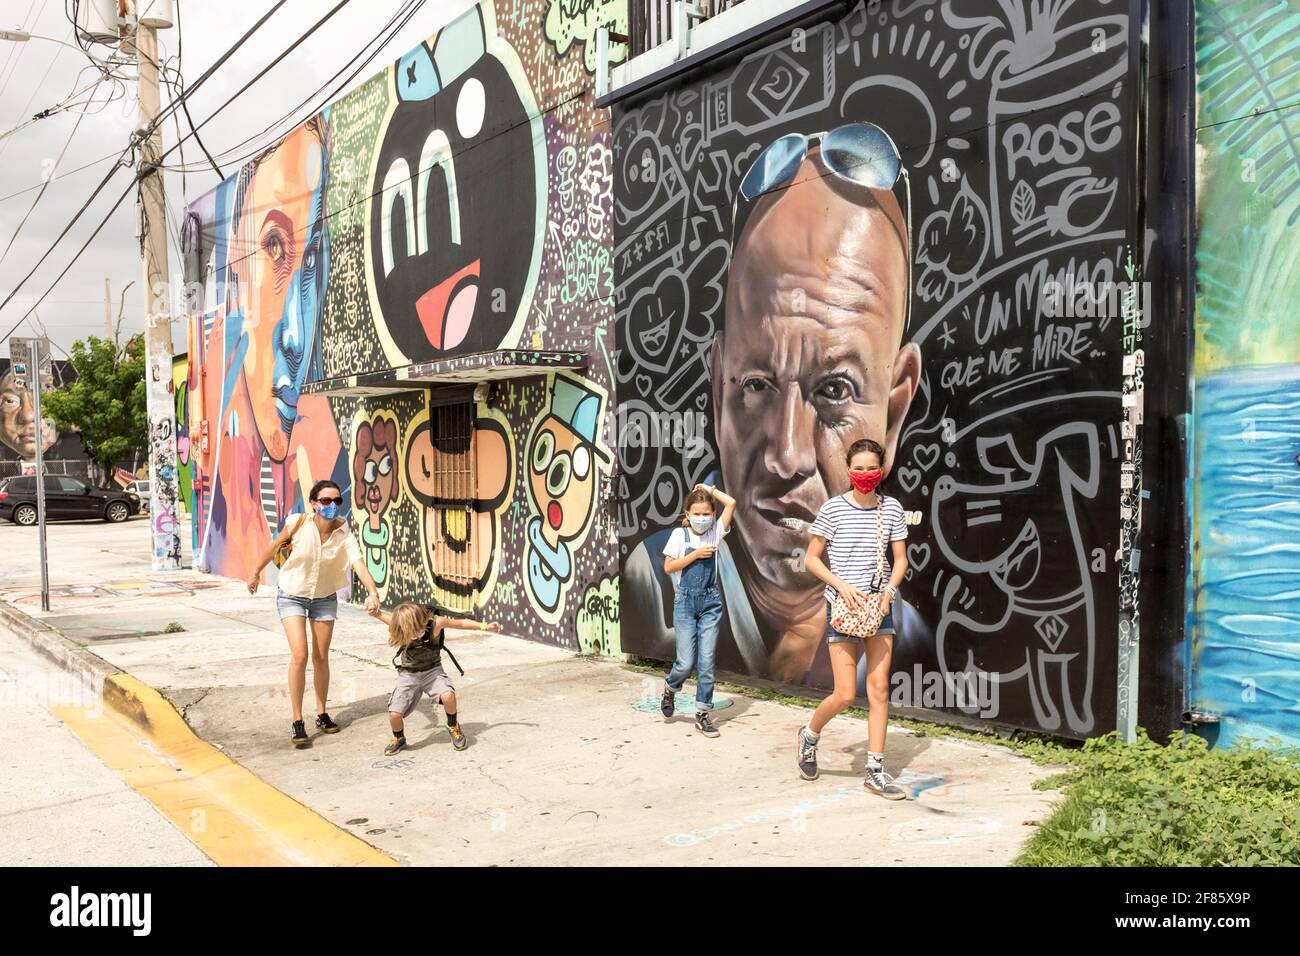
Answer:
[{"left": 301, "top": 350, "right": 587, "bottom": 397}]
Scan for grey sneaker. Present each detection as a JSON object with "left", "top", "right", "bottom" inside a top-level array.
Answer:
[
  {"left": 695, "top": 711, "right": 720, "bottom": 737},
  {"left": 864, "top": 764, "right": 907, "bottom": 800},
  {"left": 383, "top": 734, "right": 406, "bottom": 756},
  {"left": 660, "top": 686, "right": 675, "bottom": 719},
  {"left": 797, "top": 728, "right": 819, "bottom": 780},
  {"left": 448, "top": 724, "right": 468, "bottom": 751}
]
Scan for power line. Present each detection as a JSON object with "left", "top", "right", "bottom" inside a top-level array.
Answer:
[
  {"left": 0, "top": 74, "right": 104, "bottom": 270},
  {"left": 167, "top": 0, "right": 423, "bottom": 174},
  {"left": 0, "top": 0, "right": 349, "bottom": 342},
  {"left": 0, "top": 0, "right": 44, "bottom": 106}
]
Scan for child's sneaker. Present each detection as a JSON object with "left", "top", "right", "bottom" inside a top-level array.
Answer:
[
  {"left": 291, "top": 720, "right": 310, "bottom": 748},
  {"left": 660, "top": 686, "right": 675, "bottom": 719},
  {"left": 383, "top": 734, "right": 406, "bottom": 756},
  {"left": 315, "top": 712, "right": 340, "bottom": 734},
  {"left": 694, "top": 711, "right": 720, "bottom": 737},
  {"left": 448, "top": 724, "right": 468, "bottom": 751},
  {"left": 797, "top": 728, "right": 819, "bottom": 780},
  {"left": 864, "top": 764, "right": 907, "bottom": 800}
]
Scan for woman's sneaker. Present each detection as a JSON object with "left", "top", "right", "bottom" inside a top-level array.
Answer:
[
  {"left": 315, "top": 712, "right": 340, "bottom": 734},
  {"left": 797, "top": 728, "right": 819, "bottom": 780},
  {"left": 864, "top": 765, "right": 907, "bottom": 800},
  {"left": 660, "top": 686, "right": 675, "bottom": 719},
  {"left": 695, "top": 711, "right": 720, "bottom": 737},
  {"left": 383, "top": 734, "right": 406, "bottom": 756},
  {"left": 448, "top": 724, "right": 469, "bottom": 751},
  {"left": 291, "top": 720, "right": 310, "bottom": 748}
]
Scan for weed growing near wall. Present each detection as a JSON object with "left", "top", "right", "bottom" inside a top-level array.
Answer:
[{"left": 1016, "top": 730, "right": 1300, "bottom": 866}]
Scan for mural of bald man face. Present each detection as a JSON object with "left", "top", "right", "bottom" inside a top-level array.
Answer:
[{"left": 713, "top": 148, "right": 921, "bottom": 594}]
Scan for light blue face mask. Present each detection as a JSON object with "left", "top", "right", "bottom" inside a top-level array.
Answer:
[
  {"left": 317, "top": 503, "right": 340, "bottom": 521},
  {"left": 688, "top": 514, "right": 714, "bottom": 535}
]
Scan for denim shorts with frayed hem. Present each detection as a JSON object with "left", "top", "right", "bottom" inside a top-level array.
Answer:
[
  {"left": 825, "top": 599, "right": 895, "bottom": 643},
  {"left": 276, "top": 590, "right": 338, "bottom": 621}
]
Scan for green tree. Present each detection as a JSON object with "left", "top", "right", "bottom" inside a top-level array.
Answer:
[{"left": 42, "top": 335, "right": 147, "bottom": 485}]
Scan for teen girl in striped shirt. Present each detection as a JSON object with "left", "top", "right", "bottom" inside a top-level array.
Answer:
[{"left": 799, "top": 438, "right": 909, "bottom": 798}]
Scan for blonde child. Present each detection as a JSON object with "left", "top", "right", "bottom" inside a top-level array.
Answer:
[{"left": 368, "top": 602, "right": 499, "bottom": 755}]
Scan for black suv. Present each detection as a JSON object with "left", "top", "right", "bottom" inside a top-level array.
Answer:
[{"left": 0, "top": 476, "right": 141, "bottom": 525}]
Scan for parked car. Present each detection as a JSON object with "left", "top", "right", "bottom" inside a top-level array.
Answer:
[
  {"left": 0, "top": 476, "right": 141, "bottom": 525},
  {"left": 125, "top": 479, "right": 151, "bottom": 513}
]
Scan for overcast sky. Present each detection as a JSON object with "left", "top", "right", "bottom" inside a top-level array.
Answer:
[{"left": 0, "top": 0, "right": 478, "bottom": 356}]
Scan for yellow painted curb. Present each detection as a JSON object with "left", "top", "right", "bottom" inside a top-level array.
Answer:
[{"left": 53, "top": 674, "right": 398, "bottom": 867}]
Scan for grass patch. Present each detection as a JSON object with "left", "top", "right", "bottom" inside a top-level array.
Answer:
[
  {"left": 163, "top": 621, "right": 186, "bottom": 633},
  {"left": 624, "top": 658, "right": 1300, "bottom": 865},
  {"left": 1016, "top": 729, "right": 1300, "bottom": 866}
]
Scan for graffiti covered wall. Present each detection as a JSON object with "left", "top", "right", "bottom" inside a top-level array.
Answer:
[
  {"left": 181, "top": 2, "right": 620, "bottom": 647},
  {"left": 615, "top": 0, "right": 1148, "bottom": 737},
  {"left": 1191, "top": 0, "right": 1300, "bottom": 747}
]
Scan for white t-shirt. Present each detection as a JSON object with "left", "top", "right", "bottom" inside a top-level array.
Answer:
[
  {"left": 808, "top": 493, "right": 908, "bottom": 605},
  {"left": 661, "top": 520, "right": 730, "bottom": 588}
]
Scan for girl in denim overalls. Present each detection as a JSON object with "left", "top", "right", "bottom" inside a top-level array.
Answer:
[{"left": 659, "top": 484, "right": 736, "bottom": 736}]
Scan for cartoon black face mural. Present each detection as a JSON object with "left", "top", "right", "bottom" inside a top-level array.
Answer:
[{"left": 368, "top": 6, "right": 541, "bottom": 363}]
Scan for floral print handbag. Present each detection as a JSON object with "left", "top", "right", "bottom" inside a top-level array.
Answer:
[{"left": 828, "top": 499, "right": 887, "bottom": 638}]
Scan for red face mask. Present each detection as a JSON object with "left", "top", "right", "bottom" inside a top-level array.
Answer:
[{"left": 849, "top": 468, "right": 883, "bottom": 494}]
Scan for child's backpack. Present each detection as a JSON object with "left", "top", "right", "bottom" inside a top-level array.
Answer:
[{"left": 391, "top": 603, "right": 464, "bottom": 675}]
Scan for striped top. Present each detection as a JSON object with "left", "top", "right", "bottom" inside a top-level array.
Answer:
[{"left": 808, "top": 494, "right": 908, "bottom": 605}]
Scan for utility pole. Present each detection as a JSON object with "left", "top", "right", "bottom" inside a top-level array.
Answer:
[
  {"left": 30, "top": 340, "right": 51, "bottom": 611},
  {"left": 130, "top": 6, "right": 181, "bottom": 571}
]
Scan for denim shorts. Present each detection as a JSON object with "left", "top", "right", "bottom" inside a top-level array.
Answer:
[
  {"left": 825, "top": 599, "right": 895, "bottom": 643},
  {"left": 276, "top": 590, "right": 338, "bottom": 621}
]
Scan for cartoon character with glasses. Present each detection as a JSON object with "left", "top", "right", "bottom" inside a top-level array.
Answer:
[
  {"left": 353, "top": 414, "right": 400, "bottom": 594},
  {"left": 525, "top": 376, "right": 610, "bottom": 622},
  {"left": 625, "top": 121, "right": 935, "bottom": 691}
]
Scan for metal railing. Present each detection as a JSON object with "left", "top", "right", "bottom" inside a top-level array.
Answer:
[{"left": 630, "top": 0, "right": 747, "bottom": 57}]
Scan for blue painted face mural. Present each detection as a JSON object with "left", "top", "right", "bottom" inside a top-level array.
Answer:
[{"left": 232, "top": 114, "right": 331, "bottom": 463}]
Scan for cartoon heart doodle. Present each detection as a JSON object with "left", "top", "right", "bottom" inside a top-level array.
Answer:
[
  {"left": 657, "top": 479, "right": 674, "bottom": 509},
  {"left": 913, "top": 443, "right": 941, "bottom": 472},
  {"left": 635, "top": 374, "right": 652, "bottom": 396},
  {"left": 625, "top": 271, "right": 689, "bottom": 373},
  {"left": 695, "top": 391, "right": 708, "bottom": 410},
  {"left": 907, "top": 543, "right": 931, "bottom": 574},
  {"left": 897, "top": 467, "right": 922, "bottom": 493}
]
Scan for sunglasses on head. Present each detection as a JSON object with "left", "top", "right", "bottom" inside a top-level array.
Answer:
[
  {"left": 733, "top": 121, "right": 912, "bottom": 329},
  {"left": 315, "top": 496, "right": 342, "bottom": 507}
]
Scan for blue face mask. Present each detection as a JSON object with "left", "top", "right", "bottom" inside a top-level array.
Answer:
[
  {"left": 317, "top": 503, "right": 340, "bottom": 521},
  {"left": 688, "top": 515, "right": 714, "bottom": 535}
]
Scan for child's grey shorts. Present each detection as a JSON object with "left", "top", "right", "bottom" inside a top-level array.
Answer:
[{"left": 387, "top": 666, "right": 455, "bottom": 717}]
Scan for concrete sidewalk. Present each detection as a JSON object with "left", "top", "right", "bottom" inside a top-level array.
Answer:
[{"left": 0, "top": 519, "right": 1063, "bottom": 865}]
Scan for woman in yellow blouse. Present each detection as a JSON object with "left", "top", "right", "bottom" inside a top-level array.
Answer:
[{"left": 248, "top": 480, "right": 381, "bottom": 747}]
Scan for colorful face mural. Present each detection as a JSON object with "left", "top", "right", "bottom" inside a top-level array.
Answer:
[
  {"left": 0, "top": 360, "right": 86, "bottom": 465},
  {"left": 1190, "top": 0, "right": 1300, "bottom": 748},
  {"left": 233, "top": 117, "right": 331, "bottom": 464},
  {"left": 365, "top": 4, "right": 545, "bottom": 365},
  {"left": 352, "top": 412, "right": 400, "bottom": 592},
  {"left": 525, "top": 374, "right": 610, "bottom": 624},
  {"left": 615, "top": 0, "right": 1140, "bottom": 738},
  {"left": 184, "top": 114, "right": 345, "bottom": 579},
  {"left": 182, "top": 2, "right": 612, "bottom": 648}
]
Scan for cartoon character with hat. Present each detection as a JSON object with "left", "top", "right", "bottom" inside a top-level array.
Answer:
[{"left": 525, "top": 375, "right": 609, "bottom": 622}]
